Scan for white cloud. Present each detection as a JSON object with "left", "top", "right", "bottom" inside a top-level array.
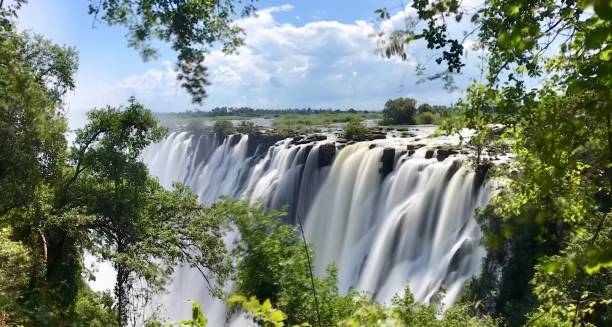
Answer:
[{"left": 64, "top": 3, "right": 483, "bottom": 125}]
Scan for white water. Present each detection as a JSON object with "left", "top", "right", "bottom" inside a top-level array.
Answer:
[{"left": 140, "top": 127, "right": 491, "bottom": 324}]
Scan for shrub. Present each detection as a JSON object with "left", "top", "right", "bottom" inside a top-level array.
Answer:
[
  {"left": 212, "top": 119, "right": 235, "bottom": 137},
  {"left": 343, "top": 117, "right": 368, "bottom": 140},
  {"left": 417, "top": 111, "right": 438, "bottom": 124},
  {"left": 236, "top": 121, "right": 259, "bottom": 135}
]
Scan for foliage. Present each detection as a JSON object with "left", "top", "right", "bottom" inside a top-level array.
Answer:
[
  {"left": 343, "top": 117, "right": 368, "bottom": 140},
  {"left": 0, "top": 227, "right": 33, "bottom": 323},
  {"left": 88, "top": 0, "right": 257, "bottom": 103},
  {"left": 61, "top": 102, "right": 230, "bottom": 325},
  {"left": 337, "top": 287, "right": 498, "bottom": 327},
  {"left": 228, "top": 295, "right": 287, "bottom": 327},
  {"left": 72, "top": 288, "right": 118, "bottom": 327},
  {"left": 236, "top": 120, "right": 258, "bottom": 135},
  {"left": 416, "top": 111, "right": 438, "bottom": 124},
  {"left": 381, "top": 97, "right": 417, "bottom": 125},
  {"left": 0, "top": 27, "right": 69, "bottom": 214},
  {"left": 15, "top": 31, "right": 78, "bottom": 106},
  {"left": 178, "top": 301, "right": 208, "bottom": 327},
  {"left": 213, "top": 119, "right": 236, "bottom": 137},
  {"left": 222, "top": 201, "right": 358, "bottom": 326}
]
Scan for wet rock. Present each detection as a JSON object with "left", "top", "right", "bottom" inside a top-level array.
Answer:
[
  {"left": 379, "top": 148, "right": 395, "bottom": 177},
  {"left": 408, "top": 149, "right": 415, "bottom": 156},
  {"left": 369, "top": 144, "right": 377, "bottom": 149},
  {"left": 436, "top": 148, "right": 459, "bottom": 161},
  {"left": 489, "top": 124, "right": 506, "bottom": 136},
  {"left": 425, "top": 149, "right": 435, "bottom": 159},
  {"left": 406, "top": 144, "right": 425, "bottom": 151},
  {"left": 291, "top": 136, "right": 304, "bottom": 144},
  {"left": 246, "top": 132, "right": 285, "bottom": 157},
  {"left": 310, "top": 134, "right": 328, "bottom": 141},
  {"left": 318, "top": 143, "right": 336, "bottom": 168},
  {"left": 228, "top": 134, "right": 241, "bottom": 147}
]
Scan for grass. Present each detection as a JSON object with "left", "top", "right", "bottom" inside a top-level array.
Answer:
[
  {"left": 156, "top": 111, "right": 384, "bottom": 133},
  {"left": 272, "top": 112, "right": 381, "bottom": 127}
]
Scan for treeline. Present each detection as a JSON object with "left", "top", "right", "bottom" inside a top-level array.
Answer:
[
  {"left": 159, "top": 102, "right": 451, "bottom": 119},
  {"left": 162, "top": 107, "right": 376, "bottom": 118}
]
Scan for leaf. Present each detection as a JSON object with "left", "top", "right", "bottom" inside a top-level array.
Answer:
[
  {"left": 227, "top": 295, "right": 247, "bottom": 305},
  {"left": 269, "top": 310, "right": 286, "bottom": 322},
  {"left": 261, "top": 299, "right": 272, "bottom": 313}
]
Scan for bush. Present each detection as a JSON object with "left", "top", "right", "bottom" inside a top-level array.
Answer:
[
  {"left": 236, "top": 121, "right": 258, "bottom": 135},
  {"left": 381, "top": 97, "right": 417, "bottom": 125},
  {"left": 416, "top": 111, "right": 438, "bottom": 124},
  {"left": 212, "top": 119, "right": 235, "bottom": 137},
  {"left": 343, "top": 117, "right": 368, "bottom": 140}
]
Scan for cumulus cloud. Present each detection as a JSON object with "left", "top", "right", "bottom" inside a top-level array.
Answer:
[{"left": 65, "top": 3, "right": 483, "bottom": 122}]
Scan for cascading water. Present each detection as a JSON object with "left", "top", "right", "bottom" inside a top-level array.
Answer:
[{"left": 141, "top": 126, "right": 492, "bottom": 324}]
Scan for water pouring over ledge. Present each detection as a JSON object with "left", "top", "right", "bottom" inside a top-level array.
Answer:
[{"left": 140, "top": 126, "right": 494, "bottom": 323}]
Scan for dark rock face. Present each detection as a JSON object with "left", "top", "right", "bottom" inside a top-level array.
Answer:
[
  {"left": 436, "top": 148, "right": 459, "bottom": 161},
  {"left": 425, "top": 149, "right": 435, "bottom": 159},
  {"left": 380, "top": 148, "right": 395, "bottom": 177},
  {"left": 229, "top": 134, "right": 241, "bottom": 147},
  {"left": 406, "top": 144, "right": 425, "bottom": 151},
  {"left": 246, "top": 132, "right": 286, "bottom": 157},
  {"left": 291, "top": 134, "right": 329, "bottom": 145},
  {"left": 318, "top": 143, "right": 336, "bottom": 168},
  {"left": 350, "top": 131, "right": 387, "bottom": 142},
  {"left": 369, "top": 144, "right": 377, "bottom": 149}
]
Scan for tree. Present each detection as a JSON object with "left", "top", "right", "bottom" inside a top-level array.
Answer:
[
  {"left": 212, "top": 119, "right": 236, "bottom": 136},
  {"left": 417, "top": 103, "right": 433, "bottom": 113},
  {"left": 381, "top": 97, "right": 417, "bottom": 125},
  {"left": 87, "top": 0, "right": 258, "bottom": 104},
  {"left": 62, "top": 100, "right": 230, "bottom": 325},
  {"left": 225, "top": 201, "right": 358, "bottom": 326},
  {"left": 0, "top": 26, "right": 70, "bottom": 215}
]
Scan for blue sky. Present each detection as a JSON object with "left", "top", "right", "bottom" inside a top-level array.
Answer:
[{"left": 17, "top": 0, "right": 483, "bottom": 128}]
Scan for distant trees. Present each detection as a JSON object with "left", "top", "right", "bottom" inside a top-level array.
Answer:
[
  {"left": 417, "top": 103, "right": 433, "bottom": 113},
  {"left": 381, "top": 98, "right": 417, "bottom": 125}
]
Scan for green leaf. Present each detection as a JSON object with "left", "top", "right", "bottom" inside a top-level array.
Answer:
[{"left": 261, "top": 299, "right": 272, "bottom": 313}]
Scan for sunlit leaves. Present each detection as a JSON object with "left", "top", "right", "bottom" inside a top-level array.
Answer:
[{"left": 228, "top": 295, "right": 287, "bottom": 327}]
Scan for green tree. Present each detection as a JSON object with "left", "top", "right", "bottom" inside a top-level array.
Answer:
[
  {"left": 343, "top": 117, "right": 368, "bottom": 140},
  {"left": 417, "top": 103, "right": 433, "bottom": 113},
  {"left": 212, "top": 119, "right": 236, "bottom": 138},
  {"left": 0, "top": 26, "right": 70, "bottom": 215},
  {"left": 62, "top": 101, "right": 230, "bottom": 325},
  {"left": 381, "top": 97, "right": 417, "bottom": 125},
  {"left": 224, "top": 201, "right": 358, "bottom": 326}
]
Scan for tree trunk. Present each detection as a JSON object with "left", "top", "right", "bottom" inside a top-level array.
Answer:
[{"left": 115, "top": 262, "right": 130, "bottom": 326}]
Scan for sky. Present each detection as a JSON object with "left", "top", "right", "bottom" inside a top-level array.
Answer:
[{"left": 16, "top": 0, "right": 484, "bottom": 129}]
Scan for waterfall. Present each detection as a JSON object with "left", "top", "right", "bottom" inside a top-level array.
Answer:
[{"left": 141, "top": 127, "right": 491, "bottom": 323}]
